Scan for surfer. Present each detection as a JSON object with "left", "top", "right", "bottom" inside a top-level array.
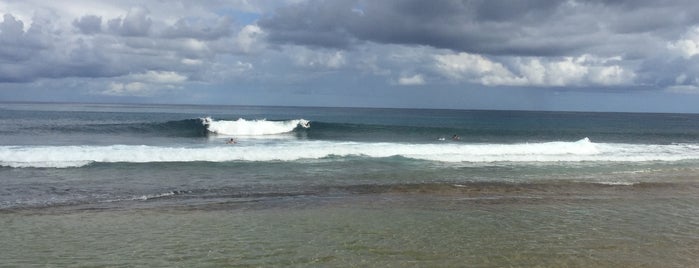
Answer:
[{"left": 226, "top": 138, "right": 237, "bottom": 144}]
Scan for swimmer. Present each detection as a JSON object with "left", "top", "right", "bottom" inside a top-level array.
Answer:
[
  {"left": 452, "top": 134, "right": 460, "bottom": 141},
  {"left": 226, "top": 138, "right": 237, "bottom": 144}
]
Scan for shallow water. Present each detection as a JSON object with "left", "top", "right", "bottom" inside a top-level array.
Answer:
[{"left": 2, "top": 188, "right": 698, "bottom": 267}]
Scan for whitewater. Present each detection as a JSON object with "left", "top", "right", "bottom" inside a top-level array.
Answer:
[
  {"left": 202, "top": 117, "right": 310, "bottom": 136},
  {"left": 3, "top": 138, "right": 699, "bottom": 168}
]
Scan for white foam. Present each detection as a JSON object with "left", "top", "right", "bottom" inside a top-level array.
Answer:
[
  {"left": 593, "top": 181, "right": 638, "bottom": 186},
  {"left": 2, "top": 138, "right": 699, "bottom": 168},
  {"left": 100, "top": 191, "right": 176, "bottom": 203},
  {"left": 202, "top": 117, "right": 310, "bottom": 136}
]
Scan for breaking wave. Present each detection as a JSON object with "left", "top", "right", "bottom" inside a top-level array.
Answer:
[
  {"left": 201, "top": 117, "right": 310, "bottom": 136},
  {"left": 3, "top": 138, "right": 699, "bottom": 168}
]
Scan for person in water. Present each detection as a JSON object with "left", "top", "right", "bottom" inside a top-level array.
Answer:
[
  {"left": 452, "top": 134, "right": 460, "bottom": 141},
  {"left": 226, "top": 138, "right": 237, "bottom": 144}
]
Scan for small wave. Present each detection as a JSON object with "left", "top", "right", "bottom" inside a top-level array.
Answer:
[
  {"left": 201, "top": 117, "right": 310, "bottom": 136},
  {"left": 593, "top": 181, "right": 638, "bottom": 186},
  {"left": 134, "top": 191, "right": 177, "bottom": 201},
  {"left": 100, "top": 191, "right": 177, "bottom": 203}
]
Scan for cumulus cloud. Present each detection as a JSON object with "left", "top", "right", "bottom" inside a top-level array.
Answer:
[
  {"left": 4, "top": 0, "right": 699, "bottom": 108},
  {"left": 0, "top": 13, "right": 51, "bottom": 63},
  {"left": 668, "top": 26, "right": 699, "bottom": 59},
  {"left": 435, "top": 52, "right": 635, "bottom": 87},
  {"left": 435, "top": 53, "right": 521, "bottom": 86},
  {"left": 0, "top": 2, "right": 263, "bottom": 86},
  {"left": 107, "top": 6, "right": 152, "bottom": 36},
  {"left": 234, "top": 24, "right": 265, "bottom": 53}
]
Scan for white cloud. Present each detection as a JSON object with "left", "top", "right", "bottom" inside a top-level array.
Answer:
[
  {"left": 668, "top": 27, "right": 699, "bottom": 59},
  {"left": 99, "top": 71, "right": 186, "bottom": 96},
  {"left": 435, "top": 52, "right": 634, "bottom": 87},
  {"left": 103, "top": 81, "right": 148, "bottom": 96},
  {"left": 397, "top": 74, "right": 425, "bottom": 86},
  {"left": 181, "top": 58, "right": 202, "bottom": 65},
  {"left": 131, "top": 70, "right": 187, "bottom": 84},
  {"left": 235, "top": 24, "right": 265, "bottom": 53},
  {"left": 292, "top": 49, "right": 346, "bottom": 69},
  {"left": 434, "top": 52, "right": 524, "bottom": 86},
  {"left": 235, "top": 61, "right": 253, "bottom": 71},
  {"left": 183, "top": 38, "right": 208, "bottom": 52}
]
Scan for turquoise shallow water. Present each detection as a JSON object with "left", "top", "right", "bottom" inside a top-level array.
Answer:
[{"left": 1, "top": 103, "right": 699, "bottom": 266}]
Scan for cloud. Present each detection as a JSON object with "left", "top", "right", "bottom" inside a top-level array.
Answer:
[
  {"left": 435, "top": 52, "right": 520, "bottom": 85},
  {"left": 258, "top": 0, "right": 699, "bottom": 57},
  {"left": 291, "top": 48, "right": 346, "bottom": 69},
  {"left": 668, "top": 26, "right": 699, "bottom": 59},
  {"left": 397, "top": 74, "right": 425, "bottom": 86},
  {"left": 0, "top": 3, "right": 261, "bottom": 84},
  {"left": 107, "top": 6, "right": 152, "bottom": 36},
  {"left": 73, "top": 15, "right": 102, "bottom": 34},
  {"left": 3, "top": 0, "right": 699, "bottom": 111},
  {"left": 435, "top": 52, "right": 635, "bottom": 87},
  {"left": 131, "top": 71, "right": 187, "bottom": 84},
  {"left": 103, "top": 81, "right": 149, "bottom": 96},
  {"left": 161, "top": 17, "right": 233, "bottom": 40},
  {"left": 0, "top": 13, "right": 51, "bottom": 63},
  {"left": 234, "top": 24, "right": 265, "bottom": 53},
  {"left": 99, "top": 71, "right": 187, "bottom": 96}
]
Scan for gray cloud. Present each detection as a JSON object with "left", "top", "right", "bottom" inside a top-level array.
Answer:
[
  {"left": 161, "top": 17, "right": 233, "bottom": 40},
  {"left": 0, "top": 4, "right": 251, "bottom": 84},
  {"left": 0, "top": 14, "right": 50, "bottom": 63},
  {"left": 108, "top": 7, "right": 152, "bottom": 37},
  {"left": 259, "top": 0, "right": 699, "bottom": 57},
  {"left": 73, "top": 15, "right": 102, "bottom": 34},
  {"left": 4, "top": 0, "right": 699, "bottom": 109}
]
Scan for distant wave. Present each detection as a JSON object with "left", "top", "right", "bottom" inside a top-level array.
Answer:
[
  {"left": 3, "top": 138, "right": 699, "bottom": 168},
  {"left": 19, "top": 117, "right": 313, "bottom": 138},
  {"left": 24, "top": 119, "right": 209, "bottom": 137},
  {"left": 201, "top": 117, "right": 310, "bottom": 136}
]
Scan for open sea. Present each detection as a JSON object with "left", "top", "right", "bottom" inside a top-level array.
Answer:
[{"left": 1, "top": 102, "right": 698, "bottom": 267}]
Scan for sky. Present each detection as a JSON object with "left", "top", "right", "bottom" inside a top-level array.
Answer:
[{"left": 2, "top": 0, "right": 699, "bottom": 112}]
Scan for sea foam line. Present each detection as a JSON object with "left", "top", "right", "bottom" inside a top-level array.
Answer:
[{"left": 2, "top": 138, "right": 699, "bottom": 168}]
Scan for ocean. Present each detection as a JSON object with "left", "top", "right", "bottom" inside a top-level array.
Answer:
[{"left": 1, "top": 102, "right": 698, "bottom": 267}]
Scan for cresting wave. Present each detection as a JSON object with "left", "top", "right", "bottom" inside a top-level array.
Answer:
[
  {"left": 202, "top": 117, "right": 310, "bottom": 136},
  {"left": 3, "top": 138, "right": 699, "bottom": 168}
]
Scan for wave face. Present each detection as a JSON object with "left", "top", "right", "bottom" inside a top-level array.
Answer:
[
  {"left": 3, "top": 138, "right": 699, "bottom": 168},
  {"left": 14, "top": 119, "right": 210, "bottom": 137},
  {"left": 202, "top": 117, "right": 310, "bottom": 136}
]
